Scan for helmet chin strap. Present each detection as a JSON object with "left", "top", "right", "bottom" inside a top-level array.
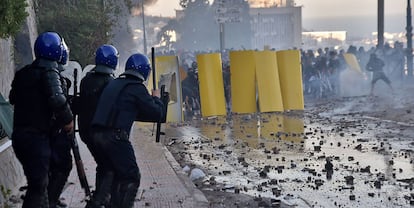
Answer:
[
  {"left": 95, "top": 65, "right": 115, "bottom": 75},
  {"left": 143, "top": 79, "right": 148, "bottom": 86},
  {"left": 120, "top": 70, "right": 146, "bottom": 82},
  {"left": 136, "top": 72, "right": 146, "bottom": 81}
]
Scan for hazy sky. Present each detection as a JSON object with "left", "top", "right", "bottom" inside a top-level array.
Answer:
[
  {"left": 297, "top": 0, "right": 406, "bottom": 18},
  {"left": 146, "top": 0, "right": 407, "bottom": 18},
  {"left": 145, "top": 0, "right": 409, "bottom": 37}
]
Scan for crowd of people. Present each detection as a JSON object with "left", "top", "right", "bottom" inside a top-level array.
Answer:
[
  {"left": 301, "top": 43, "right": 404, "bottom": 99},
  {"left": 158, "top": 42, "right": 406, "bottom": 119}
]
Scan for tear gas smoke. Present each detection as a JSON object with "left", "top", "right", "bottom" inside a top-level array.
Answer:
[{"left": 130, "top": 0, "right": 158, "bottom": 16}]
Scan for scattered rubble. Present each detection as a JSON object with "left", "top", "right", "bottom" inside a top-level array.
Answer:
[{"left": 165, "top": 83, "right": 414, "bottom": 207}]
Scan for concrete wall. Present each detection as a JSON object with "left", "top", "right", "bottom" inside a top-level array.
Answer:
[
  {"left": 0, "top": 0, "right": 37, "bottom": 205},
  {"left": 0, "top": 0, "right": 36, "bottom": 98},
  {"left": 0, "top": 141, "right": 25, "bottom": 205},
  {"left": 0, "top": 38, "right": 15, "bottom": 99}
]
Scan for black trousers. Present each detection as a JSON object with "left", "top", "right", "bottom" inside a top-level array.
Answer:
[
  {"left": 49, "top": 131, "right": 73, "bottom": 207},
  {"left": 91, "top": 127, "right": 140, "bottom": 184},
  {"left": 89, "top": 127, "right": 141, "bottom": 207},
  {"left": 12, "top": 130, "right": 51, "bottom": 208},
  {"left": 50, "top": 131, "right": 72, "bottom": 176}
]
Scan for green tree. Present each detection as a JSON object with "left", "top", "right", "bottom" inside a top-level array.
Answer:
[
  {"left": 35, "top": 0, "right": 119, "bottom": 66},
  {"left": 156, "top": 18, "right": 179, "bottom": 51},
  {"left": 0, "top": 0, "right": 28, "bottom": 38}
]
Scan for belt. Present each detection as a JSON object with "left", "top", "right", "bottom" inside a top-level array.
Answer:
[
  {"left": 113, "top": 128, "right": 130, "bottom": 141},
  {"left": 92, "top": 126, "right": 129, "bottom": 141}
]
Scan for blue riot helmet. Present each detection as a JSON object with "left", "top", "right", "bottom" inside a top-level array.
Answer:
[
  {"left": 123, "top": 53, "right": 151, "bottom": 81},
  {"left": 34, "top": 31, "right": 65, "bottom": 62},
  {"left": 95, "top": 44, "right": 119, "bottom": 69}
]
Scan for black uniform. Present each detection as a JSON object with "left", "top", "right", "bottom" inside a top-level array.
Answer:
[
  {"left": 79, "top": 65, "right": 115, "bottom": 150},
  {"left": 181, "top": 70, "right": 200, "bottom": 119},
  {"left": 48, "top": 69, "right": 73, "bottom": 208},
  {"left": 78, "top": 65, "right": 115, "bottom": 207},
  {"left": 366, "top": 53, "right": 393, "bottom": 95},
  {"left": 366, "top": 55, "right": 391, "bottom": 85},
  {"left": 90, "top": 73, "right": 164, "bottom": 208},
  {"left": 9, "top": 59, "right": 73, "bottom": 208}
]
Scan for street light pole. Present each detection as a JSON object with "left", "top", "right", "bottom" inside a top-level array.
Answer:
[
  {"left": 141, "top": 0, "right": 148, "bottom": 55},
  {"left": 407, "top": 0, "right": 413, "bottom": 77},
  {"left": 219, "top": 22, "right": 225, "bottom": 52},
  {"left": 377, "top": 0, "right": 384, "bottom": 49}
]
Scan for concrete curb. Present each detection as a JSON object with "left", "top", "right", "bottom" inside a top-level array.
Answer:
[
  {"left": 132, "top": 124, "right": 209, "bottom": 207},
  {"left": 138, "top": 125, "right": 209, "bottom": 207},
  {"left": 162, "top": 145, "right": 209, "bottom": 206}
]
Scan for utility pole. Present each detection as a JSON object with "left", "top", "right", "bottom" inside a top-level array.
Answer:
[
  {"left": 407, "top": 0, "right": 413, "bottom": 77},
  {"left": 377, "top": 0, "right": 384, "bottom": 49},
  {"left": 141, "top": 0, "right": 148, "bottom": 55},
  {"left": 219, "top": 22, "right": 225, "bottom": 52},
  {"left": 215, "top": 0, "right": 241, "bottom": 52}
]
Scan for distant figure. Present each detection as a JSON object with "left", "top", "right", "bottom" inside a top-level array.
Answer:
[
  {"left": 365, "top": 53, "right": 394, "bottom": 96},
  {"left": 181, "top": 61, "right": 200, "bottom": 120},
  {"left": 222, "top": 62, "right": 231, "bottom": 112},
  {"left": 325, "top": 158, "right": 333, "bottom": 180}
]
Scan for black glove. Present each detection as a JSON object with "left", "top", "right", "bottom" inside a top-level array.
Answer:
[{"left": 160, "top": 89, "right": 169, "bottom": 123}]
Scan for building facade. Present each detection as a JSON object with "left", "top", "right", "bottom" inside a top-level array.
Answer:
[{"left": 250, "top": 6, "right": 302, "bottom": 50}]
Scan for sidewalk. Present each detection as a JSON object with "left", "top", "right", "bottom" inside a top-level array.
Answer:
[{"left": 59, "top": 123, "right": 209, "bottom": 207}]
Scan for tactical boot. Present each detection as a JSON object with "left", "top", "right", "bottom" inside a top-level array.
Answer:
[
  {"left": 109, "top": 180, "right": 120, "bottom": 208},
  {"left": 86, "top": 171, "right": 114, "bottom": 208},
  {"left": 48, "top": 171, "right": 69, "bottom": 208},
  {"left": 56, "top": 199, "right": 68, "bottom": 208},
  {"left": 116, "top": 182, "right": 139, "bottom": 208},
  {"left": 23, "top": 189, "right": 49, "bottom": 208}
]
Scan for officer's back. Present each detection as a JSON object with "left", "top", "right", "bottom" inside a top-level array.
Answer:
[
  {"left": 78, "top": 45, "right": 119, "bottom": 136},
  {"left": 88, "top": 53, "right": 165, "bottom": 208},
  {"left": 92, "top": 72, "right": 163, "bottom": 133}
]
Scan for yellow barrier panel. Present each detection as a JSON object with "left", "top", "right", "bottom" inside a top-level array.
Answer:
[
  {"left": 254, "top": 51, "right": 284, "bottom": 112},
  {"left": 344, "top": 53, "right": 363, "bottom": 74},
  {"left": 151, "top": 55, "right": 183, "bottom": 122},
  {"left": 197, "top": 53, "right": 226, "bottom": 117},
  {"left": 230, "top": 50, "right": 257, "bottom": 113},
  {"left": 276, "top": 50, "right": 304, "bottom": 111}
]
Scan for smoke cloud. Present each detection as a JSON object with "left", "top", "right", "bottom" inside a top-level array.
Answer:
[{"left": 130, "top": 0, "right": 158, "bottom": 16}]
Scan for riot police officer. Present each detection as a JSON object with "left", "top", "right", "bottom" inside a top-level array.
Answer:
[
  {"left": 79, "top": 45, "right": 118, "bottom": 207},
  {"left": 48, "top": 39, "right": 73, "bottom": 208},
  {"left": 9, "top": 31, "right": 73, "bottom": 207},
  {"left": 89, "top": 53, "right": 166, "bottom": 208}
]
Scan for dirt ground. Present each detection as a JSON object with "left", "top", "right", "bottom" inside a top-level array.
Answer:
[{"left": 164, "top": 80, "right": 414, "bottom": 207}]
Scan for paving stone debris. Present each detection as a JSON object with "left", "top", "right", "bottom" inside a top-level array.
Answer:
[
  {"left": 164, "top": 82, "right": 414, "bottom": 207},
  {"left": 5, "top": 83, "right": 414, "bottom": 207}
]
